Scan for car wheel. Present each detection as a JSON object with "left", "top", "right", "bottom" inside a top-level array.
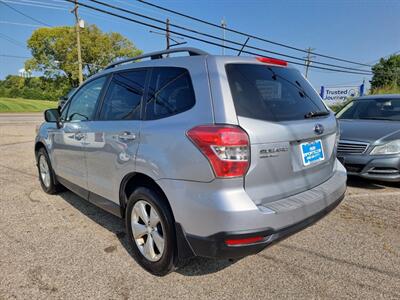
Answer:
[
  {"left": 36, "top": 147, "right": 61, "bottom": 194},
  {"left": 126, "top": 187, "right": 176, "bottom": 276}
]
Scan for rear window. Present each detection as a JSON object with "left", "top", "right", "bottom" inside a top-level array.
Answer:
[{"left": 225, "top": 64, "right": 328, "bottom": 122}]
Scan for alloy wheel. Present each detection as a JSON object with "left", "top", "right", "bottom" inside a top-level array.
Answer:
[
  {"left": 39, "top": 155, "right": 51, "bottom": 188},
  {"left": 131, "top": 200, "right": 165, "bottom": 262}
]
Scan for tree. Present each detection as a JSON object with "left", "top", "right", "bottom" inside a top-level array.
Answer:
[
  {"left": 0, "top": 75, "right": 71, "bottom": 100},
  {"left": 25, "top": 24, "right": 142, "bottom": 86},
  {"left": 370, "top": 55, "right": 400, "bottom": 91}
]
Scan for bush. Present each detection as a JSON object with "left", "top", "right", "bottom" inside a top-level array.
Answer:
[
  {"left": 0, "top": 75, "right": 72, "bottom": 101},
  {"left": 371, "top": 85, "right": 400, "bottom": 95}
]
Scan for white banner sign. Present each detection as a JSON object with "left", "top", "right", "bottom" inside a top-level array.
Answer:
[{"left": 320, "top": 86, "right": 360, "bottom": 105}]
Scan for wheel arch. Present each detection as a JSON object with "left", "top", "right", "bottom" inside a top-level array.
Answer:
[
  {"left": 120, "top": 172, "right": 195, "bottom": 261},
  {"left": 119, "top": 172, "right": 174, "bottom": 220},
  {"left": 34, "top": 141, "right": 46, "bottom": 156}
]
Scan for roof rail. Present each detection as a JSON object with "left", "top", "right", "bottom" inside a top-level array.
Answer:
[{"left": 105, "top": 47, "right": 208, "bottom": 69}]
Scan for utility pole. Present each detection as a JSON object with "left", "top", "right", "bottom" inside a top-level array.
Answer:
[
  {"left": 166, "top": 18, "right": 170, "bottom": 50},
  {"left": 304, "top": 47, "right": 316, "bottom": 79},
  {"left": 72, "top": 0, "right": 83, "bottom": 85},
  {"left": 221, "top": 17, "right": 227, "bottom": 55}
]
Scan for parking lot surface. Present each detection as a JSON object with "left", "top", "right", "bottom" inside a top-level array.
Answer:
[{"left": 0, "top": 113, "right": 399, "bottom": 299}]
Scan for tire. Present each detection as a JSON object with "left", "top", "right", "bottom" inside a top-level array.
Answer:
[
  {"left": 36, "top": 147, "right": 61, "bottom": 194},
  {"left": 125, "top": 187, "right": 177, "bottom": 276}
]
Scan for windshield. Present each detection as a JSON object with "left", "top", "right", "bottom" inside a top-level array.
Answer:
[
  {"left": 225, "top": 64, "right": 328, "bottom": 122},
  {"left": 337, "top": 98, "right": 400, "bottom": 121}
]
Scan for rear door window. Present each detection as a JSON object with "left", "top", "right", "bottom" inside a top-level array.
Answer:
[
  {"left": 145, "top": 67, "right": 195, "bottom": 120},
  {"left": 99, "top": 70, "right": 146, "bottom": 121},
  {"left": 225, "top": 64, "right": 328, "bottom": 122}
]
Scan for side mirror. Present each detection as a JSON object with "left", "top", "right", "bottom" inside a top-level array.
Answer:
[{"left": 44, "top": 108, "right": 60, "bottom": 123}]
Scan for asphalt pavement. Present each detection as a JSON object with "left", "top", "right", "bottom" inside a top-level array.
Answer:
[{"left": 0, "top": 113, "right": 399, "bottom": 299}]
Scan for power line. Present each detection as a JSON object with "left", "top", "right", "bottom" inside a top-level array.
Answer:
[
  {"left": 0, "top": 0, "right": 51, "bottom": 26},
  {"left": 149, "top": 30, "right": 186, "bottom": 48},
  {"left": 0, "top": 20, "right": 41, "bottom": 27},
  {"left": 2, "top": 0, "right": 67, "bottom": 10},
  {"left": 137, "top": 0, "right": 373, "bottom": 68},
  {"left": 85, "top": 0, "right": 373, "bottom": 74},
  {"left": 1, "top": 0, "right": 130, "bottom": 26},
  {"left": 46, "top": 0, "right": 68, "bottom": 3},
  {"left": 1, "top": 1, "right": 390, "bottom": 78},
  {"left": 366, "top": 50, "right": 400, "bottom": 65},
  {"left": 18, "top": 0, "right": 67, "bottom": 8},
  {"left": 149, "top": 30, "right": 184, "bottom": 41},
  {"left": 64, "top": 0, "right": 372, "bottom": 76},
  {"left": 4, "top": 0, "right": 386, "bottom": 77},
  {"left": 0, "top": 33, "right": 26, "bottom": 48}
]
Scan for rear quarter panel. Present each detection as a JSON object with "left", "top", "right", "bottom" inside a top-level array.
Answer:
[{"left": 135, "top": 56, "right": 216, "bottom": 182}]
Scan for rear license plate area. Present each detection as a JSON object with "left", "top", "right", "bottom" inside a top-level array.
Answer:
[{"left": 300, "top": 139, "right": 324, "bottom": 166}]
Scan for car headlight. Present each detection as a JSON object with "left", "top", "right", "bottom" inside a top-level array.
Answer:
[{"left": 370, "top": 140, "right": 400, "bottom": 155}]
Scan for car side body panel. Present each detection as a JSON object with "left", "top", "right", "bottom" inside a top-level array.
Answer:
[{"left": 84, "top": 120, "right": 142, "bottom": 204}]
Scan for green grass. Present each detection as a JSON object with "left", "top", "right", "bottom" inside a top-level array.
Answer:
[{"left": 0, "top": 97, "right": 57, "bottom": 113}]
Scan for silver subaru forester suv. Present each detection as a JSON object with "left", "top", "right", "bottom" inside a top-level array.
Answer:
[{"left": 35, "top": 48, "right": 347, "bottom": 276}]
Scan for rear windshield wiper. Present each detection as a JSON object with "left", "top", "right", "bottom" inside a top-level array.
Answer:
[
  {"left": 266, "top": 67, "right": 323, "bottom": 112},
  {"left": 304, "top": 111, "right": 330, "bottom": 119}
]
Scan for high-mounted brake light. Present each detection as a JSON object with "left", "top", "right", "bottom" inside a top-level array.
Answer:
[
  {"left": 256, "top": 56, "right": 288, "bottom": 67},
  {"left": 186, "top": 125, "right": 250, "bottom": 178},
  {"left": 225, "top": 236, "right": 265, "bottom": 246}
]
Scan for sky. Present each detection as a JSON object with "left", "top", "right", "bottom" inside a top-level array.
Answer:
[{"left": 0, "top": 0, "right": 399, "bottom": 92}]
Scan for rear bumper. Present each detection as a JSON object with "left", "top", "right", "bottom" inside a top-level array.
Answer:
[
  {"left": 182, "top": 192, "right": 345, "bottom": 258},
  {"left": 338, "top": 153, "right": 400, "bottom": 182},
  {"left": 158, "top": 160, "right": 347, "bottom": 259}
]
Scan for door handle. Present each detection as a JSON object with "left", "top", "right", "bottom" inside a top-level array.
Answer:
[{"left": 118, "top": 132, "right": 136, "bottom": 141}]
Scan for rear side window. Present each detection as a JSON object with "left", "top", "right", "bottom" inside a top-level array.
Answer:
[
  {"left": 100, "top": 70, "right": 146, "bottom": 121},
  {"left": 225, "top": 64, "right": 328, "bottom": 122},
  {"left": 145, "top": 67, "right": 195, "bottom": 120}
]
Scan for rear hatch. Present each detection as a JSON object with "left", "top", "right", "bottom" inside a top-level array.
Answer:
[{"left": 225, "top": 62, "right": 337, "bottom": 205}]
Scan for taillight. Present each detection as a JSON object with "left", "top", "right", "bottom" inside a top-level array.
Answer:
[
  {"left": 186, "top": 125, "right": 250, "bottom": 178},
  {"left": 256, "top": 56, "right": 288, "bottom": 67}
]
